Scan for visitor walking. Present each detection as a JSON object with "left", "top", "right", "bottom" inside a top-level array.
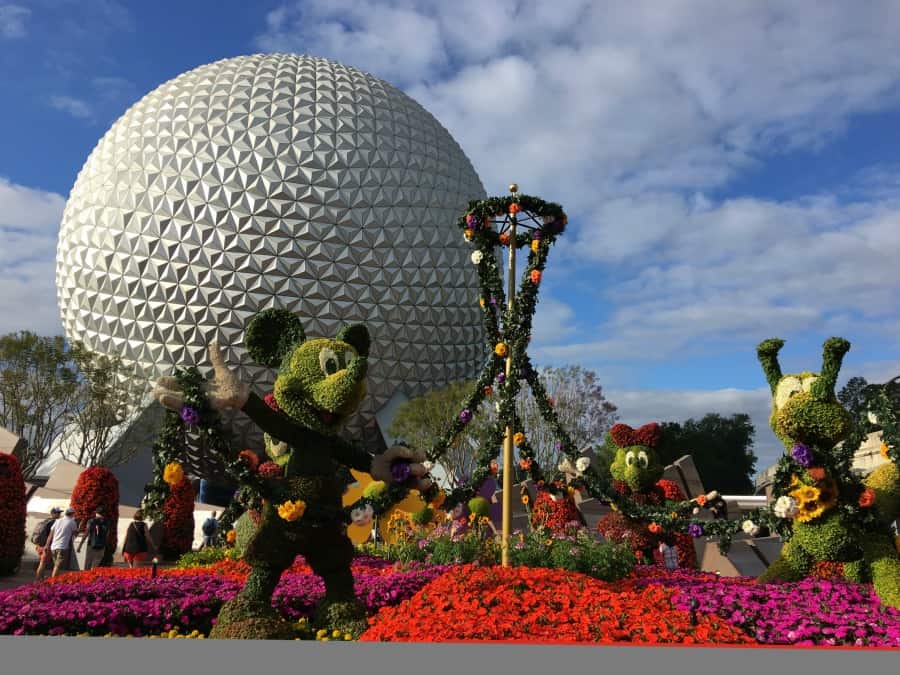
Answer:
[
  {"left": 77, "top": 507, "right": 110, "bottom": 570},
  {"left": 48, "top": 508, "right": 79, "bottom": 578},
  {"left": 658, "top": 537, "right": 680, "bottom": 572},
  {"left": 122, "top": 510, "right": 155, "bottom": 567},
  {"left": 33, "top": 507, "right": 62, "bottom": 581},
  {"left": 200, "top": 511, "right": 218, "bottom": 549}
]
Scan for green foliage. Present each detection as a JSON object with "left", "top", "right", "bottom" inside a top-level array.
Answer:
[
  {"left": 609, "top": 445, "right": 663, "bottom": 492},
  {"left": 410, "top": 506, "right": 434, "bottom": 526},
  {"left": 864, "top": 462, "right": 900, "bottom": 525},
  {"left": 655, "top": 414, "right": 758, "bottom": 494},
  {"left": 244, "top": 308, "right": 306, "bottom": 368},
  {"left": 0, "top": 332, "right": 79, "bottom": 478},
  {"left": 175, "top": 546, "right": 229, "bottom": 568},
  {"left": 233, "top": 511, "right": 258, "bottom": 559},
  {"left": 773, "top": 392, "right": 851, "bottom": 451},
  {"left": 865, "top": 535, "right": 900, "bottom": 609},
  {"left": 758, "top": 541, "right": 810, "bottom": 583},
  {"left": 467, "top": 496, "right": 490, "bottom": 518},
  {"left": 791, "top": 511, "right": 860, "bottom": 562}
]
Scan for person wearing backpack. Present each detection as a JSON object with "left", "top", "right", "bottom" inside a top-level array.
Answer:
[
  {"left": 48, "top": 508, "right": 79, "bottom": 578},
  {"left": 122, "top": 510, "right": 155, "bottom": 567},
  {"left": 77, "top": 507, "right": 110, "bottom": 570},
  {"left": 200, "top": 511, "right": 218, "bottom": 550},
  {"left": 34, "top": 507, "right": 62, "bottom": 581}
]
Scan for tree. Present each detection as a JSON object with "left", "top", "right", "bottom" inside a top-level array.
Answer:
[
  {"left": 838, "top": 376, "right": 875, "bottom": 433},
  {"left": 0, "top": 332, "right": 79, "bottom": 478},
  {"left": 654, "top": 413, "right": 758, "bottom": 495},
  {"left": 517, "top": 365, "right": 618, "bottom": 471},
  {"left": 388, "top": 380, "right": 494, "bottom": 488},
  {"left": 63, "top": 344, "right": 142, "bottom": 468}
]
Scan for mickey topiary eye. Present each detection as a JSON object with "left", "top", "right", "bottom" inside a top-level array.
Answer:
[
  {"left": 625, "top": 451, "right": 636, "bottom": 467},
  {"left": 319, "top": 347, "right": 340, "bottom": 375},
  {"left": 638, "top": 451, "right": 649, "bottom": 468}
]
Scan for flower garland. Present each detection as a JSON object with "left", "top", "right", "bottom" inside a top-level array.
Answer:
[
  {"left": 424, "top": 191, "right": 577, "bottom": 512},
  {"left": 0, "top": 452, "right": 26, "bottom": 575}
]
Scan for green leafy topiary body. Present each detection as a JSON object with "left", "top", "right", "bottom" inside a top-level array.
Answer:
[
  {"left": 755, "top": 337, "right": 900, "bottom": 608},
  {"left": 210, "top": 311, "right": 376, "bottom": 640}
]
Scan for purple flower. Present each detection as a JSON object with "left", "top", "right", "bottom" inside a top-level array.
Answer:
[
  {"left": 390, "top": 461, "right": 412, "bottom": 483},
  {"left": 532, "top": 230, "right": 543, "bottom": 241},
  {"left": 791, "top": 443, "right": 814, "bottom": 468},
  {"left": 459, "top": 409, "right": 473, "bottom": 424},
  {"left": 180, "top": 405, "right": 200, "bottom": 426},
  {"left": 496, "top": 373, "right": 506, "bottom": 385},
  {"left": 687, "top": 523, "right": 704, "bottom": 538},
  {"left": 466, "top": 214, "right": 478, "bottom": 228}
]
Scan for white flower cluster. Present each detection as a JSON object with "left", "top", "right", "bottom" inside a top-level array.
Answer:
[
  {"left": 575, "top": 457, "right": 591, "bottom": 473},
  {"left": 350, "top": 504, "right": 374, "bottom": 526},
  {"left": 741, "top": 519, "right": 760, "bottom": 537},
  {"left": 471, "top": 251, "right": 483, "bottom": 264},
  {"left": 773, "top": 495, "right": 799, "bottom": 519}
]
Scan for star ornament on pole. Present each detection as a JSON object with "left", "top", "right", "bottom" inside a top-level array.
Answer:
[{"left": 430, "top": 184, "right": 578, "bottom": 566}]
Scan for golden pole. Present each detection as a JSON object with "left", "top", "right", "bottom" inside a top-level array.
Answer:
[{"left": 501, "top": 182, "right": 518, "bottom": 567}]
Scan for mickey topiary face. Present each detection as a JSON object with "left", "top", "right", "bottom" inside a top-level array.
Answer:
[
  {"left": 607, "top": 423, "right": 664, "bottom": 492},
  {"left": 757, "top": 338, "right": 852, "bottom": 450},
  {"left": 246, "top": 309, "right": 371, "bottom": 436}
]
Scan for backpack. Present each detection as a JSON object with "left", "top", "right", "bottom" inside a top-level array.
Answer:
[
  {"left": 202, "top": 517, "right": 218, "bottom": 536},
  {"left": 88, "top": 518, "right": 109, "bottom": 549},
  {"left": 31, "top": 518, "right": 54, "bottom": 547}
]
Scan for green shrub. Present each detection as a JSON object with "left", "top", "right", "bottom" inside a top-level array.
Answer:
[
  {"left": 467, "top": 497, "right": 490, "bottom": 519},
  {"left": 233, "top": 511, "right": 259, "bottom": 558},
  {"left": 175, "top": 546, "right": 228, "bottom": 569}
]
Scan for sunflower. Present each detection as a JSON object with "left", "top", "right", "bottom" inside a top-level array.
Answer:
[
  {"left": 791, "top": 485, "right": 820, "bottom": 503},
  {"left": 794, "top": 498, "right": 827, "bottom": 523}
]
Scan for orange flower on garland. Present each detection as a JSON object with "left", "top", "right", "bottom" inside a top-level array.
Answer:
[
  {"left": 859, "top": 488, "right": 876, "bottom": 508},
  {"left": 513, "top": 432, "right": 526, "bottom": 445},
  {"left": 695, "top": 494, "right": 707, "bottom": 506},
  {"left": 464, "top": 228, "right": 474, "bottom": 240},
  {"left": 509, "top": 203, "right": 521, "bottom": 214},
  {"left": 807, "top": 466, "right": 826, "bottom": 481},
  {"left": 530, "top": 270, "right": 542, "bottom": 284},
  {"left": 648, "top": 522, "right": 663, "bottom": 534},
  {"left": 483, "top": 386, "right": 493, "bottom": 396},
  {"left": 226, "top": 530, "right": 237, "bottom": 545},
  {"left": 499, "top": 232, "right": 511, "bottom": 246},
  {"left": 494, "top": 342, "right": 508, "bottom": 357},
  {"left": 519, "top": 458, "right": 533, "bottom": 470}
]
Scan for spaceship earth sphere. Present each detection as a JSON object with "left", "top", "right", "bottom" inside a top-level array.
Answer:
[{"left": 56, "top": 53, "right": 487, "bottom": 460}]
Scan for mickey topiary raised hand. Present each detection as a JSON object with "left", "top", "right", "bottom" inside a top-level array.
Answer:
[
  {"left": 595, "top": 423, "right": 698, "bottom": 568},
  {"left": 153, "top": 309, "right": 431, "bottom": 639},
  {"left": 756, "top": 337, "right": 900, "bottom": 608}
]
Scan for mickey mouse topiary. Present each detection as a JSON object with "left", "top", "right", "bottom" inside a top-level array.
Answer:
[
  {"left": 153, "top": 309, "right": 431, "bottom": 639},
  {"left": 595, "top": 423, "right": 698, "bottom": 569},
  {"left": 756, "top": 337, "right": 900, "bottom": 607},
  {"left": 0, "top": 452, "right": 26, "bottom": 576}
]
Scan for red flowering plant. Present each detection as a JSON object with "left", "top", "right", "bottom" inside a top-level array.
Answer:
[
  {"left": 529, "top": 487, "right": 582, "bottom": 535},
  {"left": 161, "top": 476, "right": 195, "bottom": 560},
  {"left": 360, "top": 564, "right": 753, "bottom": 645},
  {"left": 71, "top": 466, "right": 120, "bottom": 564},
  {"left": 0, "top": 452, "right": 26, "bottom": 575}
]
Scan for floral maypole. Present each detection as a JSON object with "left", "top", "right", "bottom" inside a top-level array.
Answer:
[{"left": 426, "top": 185, "right": 578, "bottom": 564}]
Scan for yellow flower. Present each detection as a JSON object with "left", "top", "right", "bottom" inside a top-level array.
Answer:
[
  {"left": 791, "top": 485, "right": 819, "bottom": 503},
  {"left": 464, "top": 228, "right": 474, "bottom": 240},
  {"left": 316, "top": 629, "right": 328, "bottom": 638},
  {"left": 277, "top": 499, "right": 307, "bottom": 522},
  {"left": 531, "top": 239, "right": 540, "bottom": 252},
  {"left": 513, "top": 432, "right": 525, "bottom": 445},
  {"left": 479, "top": 516, "right": 491, "bottom": 526},
  {"left": 521, "top": 495, "right": 530, "bottom": 506},
  {"left": 789, "top": 474, "right": 800, "bottom": 487},
  {"left": 163, "top": 462, "right": 184, "bottom": 486},
  {"left": 881, "top": 442, "right": 890, "bottom": 460},
  {"left": 344, "top": 633, "right": 353, "bottom": 641},
  {"left": 794, "top": 498, "right": 827, "bottom": 523},
  {"left": 494, "top": 342, "right": 508, "bottom": 357},
  {"left": 332, "top": 629, "right": 342, "bottom": 638},
  {"left": 479, "top": 298, "right": 486, "bottom": 308},
  {"left": 545, "top": 539, "right": 553, "bottom": 546}
]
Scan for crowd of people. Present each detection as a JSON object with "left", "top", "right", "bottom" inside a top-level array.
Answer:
[{"left": 33, "top": 508, "right": 158, "bottom": 580}]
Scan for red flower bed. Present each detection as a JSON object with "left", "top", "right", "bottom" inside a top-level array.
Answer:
[
  {"left": 162, "top": 476, "right": 195, "bottom": 559},
  {"left": 360, "top": 564, "right": 753, "bottom": 644},
  {"left": 70, "top": 466, "right": 120, "bottom": 556},
  {"left": 0, "top": 453, "right": 26, "bottom": 575}
]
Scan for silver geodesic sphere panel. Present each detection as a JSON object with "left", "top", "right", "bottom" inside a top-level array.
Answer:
[{"left": 56, "top": 53, "right": 487, "bottom": 474}]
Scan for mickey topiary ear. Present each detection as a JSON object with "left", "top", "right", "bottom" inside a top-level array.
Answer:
[
  {"left": 245, "top": 309, "right": 306, "bottom": 368},
  {"left": 337, "top": 324, "right": 370, "bottom": 357}
]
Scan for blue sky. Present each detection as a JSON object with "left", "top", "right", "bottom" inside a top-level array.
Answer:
[{"left": 1, "top": 0, "right": 899, "bottom": 477}]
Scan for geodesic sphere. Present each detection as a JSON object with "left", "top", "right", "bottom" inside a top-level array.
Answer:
[{"left": 56, "top": 53, "right": 486, "bottom": 466}]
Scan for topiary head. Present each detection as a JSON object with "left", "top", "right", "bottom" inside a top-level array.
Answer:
[
  {"left": 607, "top": 423, "right": 664, "bottom": 492},
  {"left": 756, "top": 337, "right": 853, "bottom": 450},
  {"left": 467, "top": 496, "right": 490, "bottom": 519},
  {"left": 245, "top": 309, "right": 371, "bottom": 435}
]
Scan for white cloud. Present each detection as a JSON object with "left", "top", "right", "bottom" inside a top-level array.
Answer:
[
  {"left": 0, "top": 179, "right": 66, "bottom": 336},
  {"left": 0, "top": 4, "right": 29, "bottom": 39},
  {"left": 49, "top": 95, "right": 93, "bottom": 120}
]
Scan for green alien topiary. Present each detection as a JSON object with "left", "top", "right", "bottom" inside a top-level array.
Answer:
[
  {"left": 153, "top": 309, "right": 431, "bottom": 639},
  {"left": 756, "top": 337, "right": 900, "bottom": 608}
]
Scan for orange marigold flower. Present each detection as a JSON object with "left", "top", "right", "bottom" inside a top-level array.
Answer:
[
  {"left": 513, "top": 432, "right": 526, "bottom": 445},
  {"left": 807, "top": 466, "right": 826, "bottom": 481},
  {"left": 530, "top": 270, "right": 542, "bottom": 284},
  {"left": 695, "top": 494, "right": 707, "bottom": 506},
  {"left": 499, "top": 232, "right": 511, "bottom": 246},
  {"left": 509, "top": 203, "right": 520, "bottom": 214}
]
